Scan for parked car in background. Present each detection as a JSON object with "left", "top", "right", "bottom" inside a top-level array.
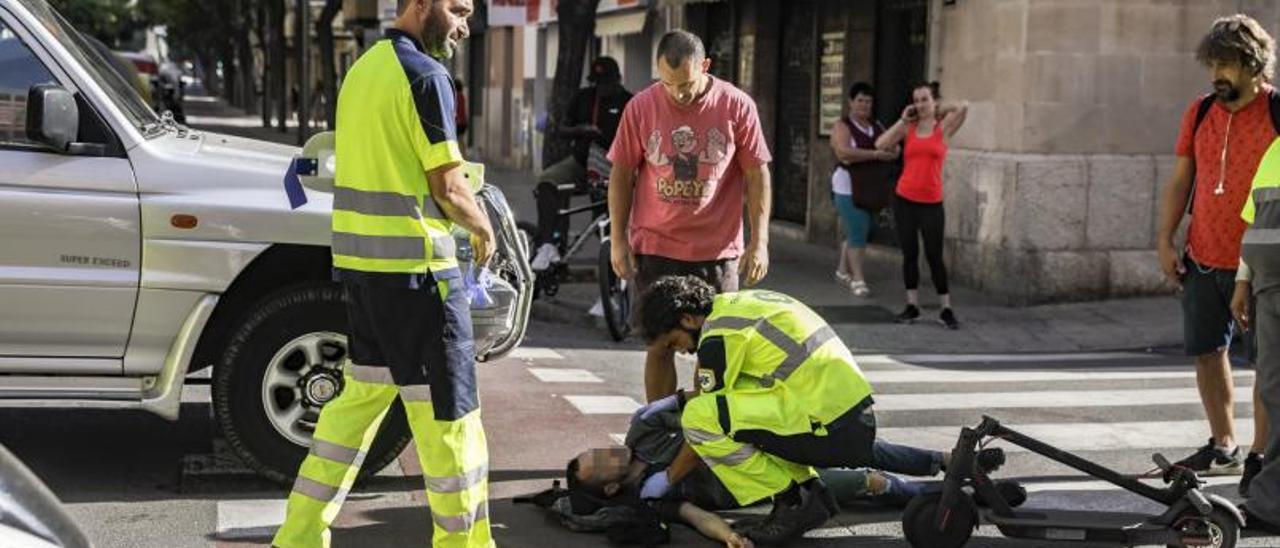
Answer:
[{"left": 79, "top": 33, "right": 151, "bottom": 103}]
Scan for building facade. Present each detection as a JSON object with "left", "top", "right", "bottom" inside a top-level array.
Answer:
[{"left": 471, "top": 0, "right": 1280, "bottom": 304}]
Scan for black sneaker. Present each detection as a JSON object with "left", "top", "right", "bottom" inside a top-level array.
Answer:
[
  {"left": 1171, "top": 439, "right": 1244, "bottom": 477},
  {"left": 743, "top": 481, "right": 836, "bottom": 545},
  {"left": 1240, "top": 452, "right": 1263, "bottom": 497},
  {"left": 896, "top": 304, "right": 921, "bottom": 324},
  {"left": 939, "top": 308, "right": 960, "bottom": 329}
]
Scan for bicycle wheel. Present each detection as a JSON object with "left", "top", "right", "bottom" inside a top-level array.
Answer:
[{"left": 598, "top": 239, "right": 630, "bottom": 341}]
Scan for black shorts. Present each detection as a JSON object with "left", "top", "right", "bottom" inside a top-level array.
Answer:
[
  {"left": 630, "top": 254, "right": 740, "bottom": 328},
  {"left": 343, "top": 272, "right": 478, "bottom": 420},
  {"left": 1181, "top": 256, "right": 1238, "bottom": 356}
]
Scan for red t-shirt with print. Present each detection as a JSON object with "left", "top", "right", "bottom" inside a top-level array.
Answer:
[
  {"left": 608, "top": 76, "right": 771, "bottom": 262},
  {"left": 1174, "top": 86, "right": 1277, "bottom": 269}
]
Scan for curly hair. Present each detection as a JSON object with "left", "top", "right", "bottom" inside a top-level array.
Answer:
[
  {"left": 637, "top": 275, "right": 716, "bottom": 343},
  {"left": 1197, "top": 14, "right": 1276, "bottom": 80}
]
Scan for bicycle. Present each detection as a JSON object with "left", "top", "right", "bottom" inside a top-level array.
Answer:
[{"left": 518, "top": 183, "right": 630, "bottom": 341}]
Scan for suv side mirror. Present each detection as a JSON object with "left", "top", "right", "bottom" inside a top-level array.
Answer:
[
  {"left": 26, "top": 83, "right": 79, "bottom": 152},
  {"left": 25, "top": 84, "right": 107, "bottom": 156}
]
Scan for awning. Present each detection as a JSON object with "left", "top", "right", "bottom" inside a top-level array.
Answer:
[
  {"left": 655, "top": 0, "right": 721, "bottom": 8},
  {"left": 594, "top": 9, "right": 648, "bottom": 37}
]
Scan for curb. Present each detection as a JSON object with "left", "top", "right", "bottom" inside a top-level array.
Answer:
[{"left": 530, "top": 298, "right": 602, "bottom": 331}]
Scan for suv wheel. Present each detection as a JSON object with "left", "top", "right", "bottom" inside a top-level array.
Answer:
[{"left": 212, "top": 282, "right": 411, "bottom": 484}]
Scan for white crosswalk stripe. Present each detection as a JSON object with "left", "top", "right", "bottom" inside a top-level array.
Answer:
[
  {"left": 527, "top": 368, "right": 603, "bottom": 383},
  {"left": 508, "top": 347, "right": 565, "bottom": 360},
  {"left": 879, "top": 419, "right": 1256, "bottom": 453},
  {"left": 875, "top": 387, "right": 1252, "bottom": 410},
  {"left": 847, "top": 353, "right": 1259, "bottom": 511},
  {"left": 564, "top": 395, "right": 641, "bottom": 414}
]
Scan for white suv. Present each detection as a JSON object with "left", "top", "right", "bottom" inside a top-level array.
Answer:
[{"left": 0, "top": 0, "right": 530, "bottom": 483}]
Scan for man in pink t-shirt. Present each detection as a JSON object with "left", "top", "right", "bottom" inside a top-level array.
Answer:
[{"left": 607, "top": 30, "right": 773, "bottom": 403}]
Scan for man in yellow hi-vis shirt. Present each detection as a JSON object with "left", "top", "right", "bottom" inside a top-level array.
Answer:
[
  {"left": 272, "top": 0, "right": 496, "bottom": 546},
  {"left": 631, "top": 275, "right": 1000, "bottom": 545},
  {"left": 1232, "top": 141, "right": 1280, "bottom": 534}
]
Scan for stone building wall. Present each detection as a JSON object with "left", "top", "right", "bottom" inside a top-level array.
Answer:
[{"left": 937, "top": 0, "right": 1280, "bottom": 303}]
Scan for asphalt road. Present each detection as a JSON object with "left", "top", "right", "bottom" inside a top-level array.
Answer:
[{"left": 3, "top": 317, "right": 1276, "bottom": 548}]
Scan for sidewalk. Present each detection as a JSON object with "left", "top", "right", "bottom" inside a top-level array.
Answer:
[
  {"left": 483, "top": 167, "right": 1185, "bottom": 355},
  {"left": 185, "top": 93, "right": 1185, "bottom": 355}
]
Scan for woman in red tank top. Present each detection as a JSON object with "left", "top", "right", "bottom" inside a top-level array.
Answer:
[{"left": 874, "top": 82, "right": 969, "bottom": 329}]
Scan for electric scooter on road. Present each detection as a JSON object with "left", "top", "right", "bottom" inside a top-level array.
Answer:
[{"left": 903, "top": 415, "right": 1244, "bottom": 548}]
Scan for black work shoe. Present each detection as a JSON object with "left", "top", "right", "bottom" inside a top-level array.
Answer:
[
  {"left": 1240, "top": 452, "right": 1263, "bottom": 497},
  {"left": 1171, "top": 439, "right": 1244, "bottom": 478},
  {"left": 896, "top": 304, "right": 921, "bottom": 324},
  {"left": 744, "top": 481, "right": 837, "bottom": 546},
  {"left": 1241, "top": 504, "right": 1280, "bottom": 535},
  {"left": 939, "top": 308, "right": 960, "bottom": 329}
]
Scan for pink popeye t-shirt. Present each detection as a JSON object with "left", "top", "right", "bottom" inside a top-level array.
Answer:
[{"left": 608, "top": 76, "right": 772, "bottom": 262}]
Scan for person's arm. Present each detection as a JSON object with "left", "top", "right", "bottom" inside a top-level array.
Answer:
[
  {"left": 677, "top": 502, "right": 754, "bottom": 548},
  {"left": 428, "top": 164, "right": 495, "bottom": 265},
  {"left": 829, "top": 121, "right": 890, "bottom": 164},
  {"left": 608, "top": 166, "right": 638, "bottom": 279},
  {"left": 1234, "top": 259, "right": 1253, "bottom": 331},
  {"left": 876, "top": 104, "right": 916, "bottom": 151},
  {"left": 1156, "top": 156, "right": 1195, "bottom": 288},
  {"left": 939, "top": 100, "right": 969, "bottom": 140},
  {"left": 740, "top": 164, "right": 771, "bottom": 286}
]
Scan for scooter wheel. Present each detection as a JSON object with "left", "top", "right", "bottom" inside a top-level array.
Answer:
[
  {"left": 1168, "top": 507, "right": 1238, "bottom": 548},
  {"left": 902, "top": 493, "right": 976, "bottom": 548}
]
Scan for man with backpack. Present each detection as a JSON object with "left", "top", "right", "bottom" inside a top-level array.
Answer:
[{"left": 1155, "top": 14, "right": 1276, "bottom": 495}]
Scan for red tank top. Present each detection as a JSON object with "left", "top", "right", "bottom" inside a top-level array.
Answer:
[{"left": 896, "top": 123, "right": 947, "bottom": 204}]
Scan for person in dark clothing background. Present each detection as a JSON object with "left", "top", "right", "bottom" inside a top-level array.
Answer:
[{"left": 531, "top": 56, "right": 633, "bottom": 271}]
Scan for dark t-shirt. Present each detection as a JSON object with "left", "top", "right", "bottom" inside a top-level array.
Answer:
[{"left": 567, "top": 85, "right": 632, "bottom": 166}]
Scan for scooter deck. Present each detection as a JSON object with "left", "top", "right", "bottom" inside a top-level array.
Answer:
[{"left": 985, "top": 508, "right": 1179, "bottom": 545}]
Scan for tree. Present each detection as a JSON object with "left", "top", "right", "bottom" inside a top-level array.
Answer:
[
  {"left": 541, "top": 0, "right": 601, "bottom": 169},
  {"left": 266, "top": 0, "right": 288, "bottom": 131},
  {"left": 314, "top": 0, "right": 342, "bottom": 130}
]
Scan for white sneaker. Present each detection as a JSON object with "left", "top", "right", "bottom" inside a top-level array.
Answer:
[
  {"left": 531, "top": 243, "right": 561, "bottom": 271},
  {"left": 850, "top": 281, "right": 871, "bottom": 297}
]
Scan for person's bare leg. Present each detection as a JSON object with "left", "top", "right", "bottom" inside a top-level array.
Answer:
[
  {"left": 837, "top": 242, "right": 851, "bottom": 279},
  {"left": 849, "top": 246, "right": 866, "bottom": 283},
  {"left": 940, "top": 293, "right": 952, "bottom": 309},
  {"left": 906, "top": 289, "right": 919, "bottom": 306},
  {"left": 645, "top": 342, "right": 678, "bottom": 403},
  {"left": 1254, "top": 381, "right": 1270, "bottom": 454},
  {"left": 1196, "top": 350, "right": 1237, "bottom": 448}
]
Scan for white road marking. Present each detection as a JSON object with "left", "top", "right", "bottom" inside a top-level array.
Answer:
[
  {"left": 854, "top": 352, "right": 1164, "bottom": 364},
  {"left": 215, "top": 499, "right": 286, "bottom": 539},
  {"left": 564, "top": 395, "right": 641, "bottom": 414},
  {"left": 874, "top": 387, "right": 1252, "bottom": 411},
  {"left": 527, "top": 368, "right": 603, "bottom": 383},
  {"left": 868, "top": 369, "right": 1253, "bottom": 384},
  {"left": 878, "top": 419, "right": 1255, "bottom": 453},
  {"left": 509, "top": 347, "right": 565, "bottom": 360},
  {"left": 610, "top": 433, "right": 627, "bottom": 445}
]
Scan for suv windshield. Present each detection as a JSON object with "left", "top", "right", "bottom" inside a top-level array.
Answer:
[{"left": 16, "top": 0, "right": 159, "bottom": 132}]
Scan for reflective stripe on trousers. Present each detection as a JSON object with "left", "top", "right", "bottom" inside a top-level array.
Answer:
[
  {"left": 679, "top": 394, "right": 815, "bottom": 507},
  {"left": 272, "top": 365, "right": 492, "bottom": 548}
]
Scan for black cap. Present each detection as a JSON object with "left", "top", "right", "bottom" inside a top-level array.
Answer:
[{"left": 588, "top": 56, "right": 621, "bottom": 83}]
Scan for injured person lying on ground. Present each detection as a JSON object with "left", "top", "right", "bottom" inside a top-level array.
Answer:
[{"left": 529, "top": 407, "right": 1025, "bottom": 547}]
